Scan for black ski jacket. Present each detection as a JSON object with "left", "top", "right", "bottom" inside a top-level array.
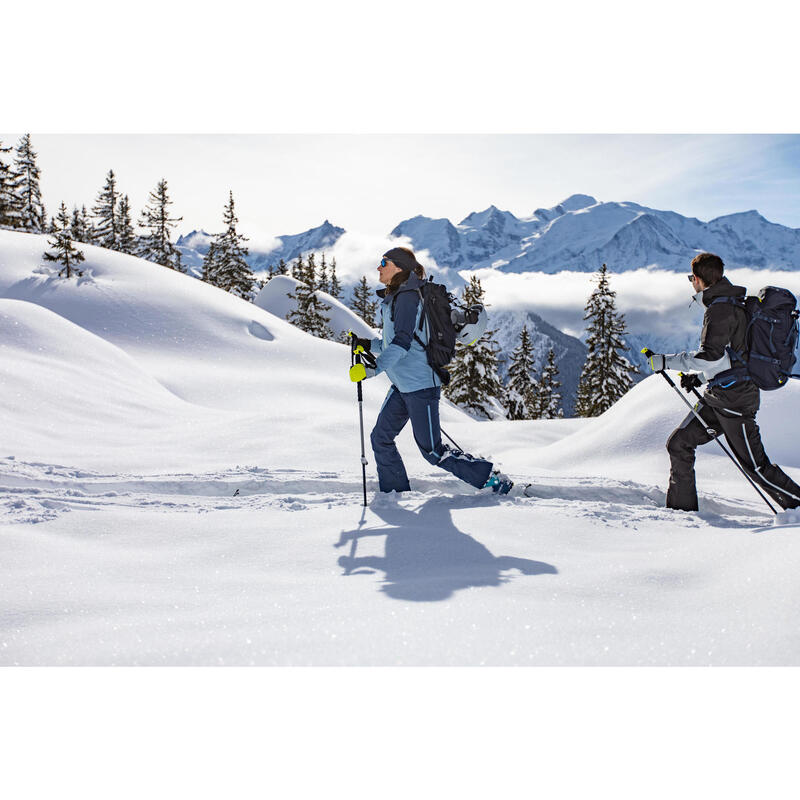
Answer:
[{"left": 669, "top": 276, "right": 760, "bottom": 414}]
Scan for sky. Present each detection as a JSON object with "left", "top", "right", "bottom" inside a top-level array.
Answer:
[{"left": 3, "top": 134, "right": 800, "bottom": 247}]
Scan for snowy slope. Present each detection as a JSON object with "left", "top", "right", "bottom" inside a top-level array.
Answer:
[
  {"left": 253, "top": 274, "right": 377, "bottom": 340},
  {"left": 2, "top": 228, "right": 800, "bottom": 667}
]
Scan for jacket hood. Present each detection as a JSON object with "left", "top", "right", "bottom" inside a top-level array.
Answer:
[{"left": 702, "top": 276, "right": 747, "bottom": 307}]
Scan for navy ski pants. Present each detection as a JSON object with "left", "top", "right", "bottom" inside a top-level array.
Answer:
[{"left": 370, "top": 386, "right": 494, "bottom": 493}]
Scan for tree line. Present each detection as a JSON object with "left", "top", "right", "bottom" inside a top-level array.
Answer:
[{"left": 2, "top": 134, "right": 637, "bottom": 418}]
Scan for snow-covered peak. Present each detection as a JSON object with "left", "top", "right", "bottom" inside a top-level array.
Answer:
[{"left": 557, "top": 194, "right": 598, "bottom": 212}]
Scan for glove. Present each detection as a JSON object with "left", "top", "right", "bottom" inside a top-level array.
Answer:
[
  {"left": 680, "top": 372, "right": 702, "bottom": 393},
  {"left": 349, "top": 363, "right": 375, "bottom": 383},
  {"left": 641, "top": 348, "right": 665, "bottom": 373},
  {"left": 347, "top": 332, "right": 372, "bottom": 352}
]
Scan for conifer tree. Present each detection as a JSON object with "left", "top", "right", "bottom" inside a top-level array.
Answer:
[
  {"left": 137, "top": 179, "right": 183, "bottom": 271},
  {"left": 70, "top": 205, "right": 94, "bottom": 243},
  {"left": 201, "top": 191, "right": 254, "bottom": 297},
  {"left": 329, "top": 257, "right": 342, "bottom": 299},
  {"left": 536, "top": 347, "right": 564, "bottom": 419},
  {"left": 444, "top": 275, "right": 505, "bottom": 419},
  {"left": 92, "top": 169, "right": 120, "bottom": 249},
  {"left": 291, "top": 255, "right": 304, "bottom": 280},
  {"left": 117, "top": 194, "right": 136, "bottom": 254},
  {"left": 350, "top": 276, "right": 379, "bottom": 327},
  {"left": 276, "top": 258, "right": 288, "bottom": 275},
  {"left": 574, "top": 263, "right": 638, "bottom": 417},
  {"left": 287, "top": 277, "right": 333, "bottom": 339},
  {"left": 10, "top": 133, "right": 45, "bottom": 231},
  {"left": 305, "top": 253, "right": 318, "bottom": 289},
  {"left": 505, "top": 325, "right": 540, "bottom": 420},
  {"left": 44, "top": 202, "right": 85, "bottom": 278},
  {"left": 0, "top": 139, "right": 19, "bottom": 228},
  {"left": 318, "top": 253, "right": 330, "bottom": 293}
]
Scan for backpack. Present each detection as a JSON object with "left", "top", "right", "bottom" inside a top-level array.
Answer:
[
  {"left": 391, "top": 277, "right": 486, "bottom": 386},
  {"left": 709, "top": 286, "right": 800, "bottom": 391}
]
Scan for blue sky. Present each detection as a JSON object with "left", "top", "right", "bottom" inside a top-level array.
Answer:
[{"left": 3, "top": 134, "right": 799, "bottom": 240}]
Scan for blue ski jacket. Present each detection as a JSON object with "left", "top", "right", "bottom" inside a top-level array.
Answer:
[{"left": 370, "top": 273, "right": 441, "bottom": 393}]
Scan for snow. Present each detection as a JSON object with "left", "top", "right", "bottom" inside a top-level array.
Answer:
[{"left": 2, "top": 228, "right": 800, "bottom": 666}]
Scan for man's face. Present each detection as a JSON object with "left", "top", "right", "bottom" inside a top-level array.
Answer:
[{"left": 688, "top": 272, "right": 705, "bottom": 293}]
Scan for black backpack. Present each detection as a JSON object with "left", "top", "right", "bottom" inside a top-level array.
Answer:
[
  {"left": 710, "top": 286, "right": 800, "bottom": 391},
  {"left": 391, "top": 277, "right": 479, "bottom": 386}
]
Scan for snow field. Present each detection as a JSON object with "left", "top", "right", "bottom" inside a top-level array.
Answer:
[{"left": 2, "top": 228, "right": 800, "bottom": 666}]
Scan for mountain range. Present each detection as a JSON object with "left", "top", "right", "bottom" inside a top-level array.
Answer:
[{"left": 177, "top": 195, "right": 800, "bottom": 280}]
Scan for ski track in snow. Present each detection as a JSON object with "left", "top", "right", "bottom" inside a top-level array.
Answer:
[{"left": 0, "top": 456, "right": 769, "bottom": 530}]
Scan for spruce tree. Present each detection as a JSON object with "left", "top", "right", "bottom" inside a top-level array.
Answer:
[
  {"left": 137, "top": 179, "right": 183, "bottom": 270},
  {"left": 350, "top": 276, "right": 378, "bottom": 327},
  {"left": 536, "top": 347, "right": 564, "bottom": 419},
  {"left": 287, "top": 277, "right": 333, "bottom": 339},
  {"left": 574, "top": 263, "right": 638, "bottom": 417},
  {"left": 318, "top": 253, "right": 330, "bottom": 293},
  {"left": 329, "top": 257, "right": 342, "bottom": 299},
  {"left": 44, "top": 202, "right": 85, "bottom": 278},
  {"left": 10, "top": 133, "right": 45, "bottom": 231},
  {"left": 276, "top": 258, "right": 288, "bottom": 275},
  {"left": 201, "top": 191, "right": 254, "bottom": 297},
  {"left": 117, "top": 195, "right": 136, "bottom": 254},
  {"left": 505, "top": 325, "right": 540, "bottom": 420},
  {"left": 444, "top": 275, "right": 505, "bottom": 419},
  {"left": 305, "top": 253, "right": 318, "bottom": 289},
  {"left": 291, "top": 255, "right": 304, "bottom": 280},
  {"left": 92, "top": 169, "right": 120, "bottom": 249},
  {"left": 0, "top": 139, "right": 19, "bottom": 228}
]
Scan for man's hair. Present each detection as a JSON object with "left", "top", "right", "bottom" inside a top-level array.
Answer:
[{"left": 691, "top": 252, "right": 724, "bottom": 286}]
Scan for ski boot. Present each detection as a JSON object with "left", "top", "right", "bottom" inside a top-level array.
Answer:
[{"left": 483, "top": 470, "right": 514, "bottom": 495}]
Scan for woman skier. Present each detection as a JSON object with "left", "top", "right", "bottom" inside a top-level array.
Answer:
[{"left": 349, "top": 246, "right": 513, "bottom": 496}]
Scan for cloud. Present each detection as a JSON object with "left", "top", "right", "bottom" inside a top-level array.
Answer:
[{"left": 476, "top": 267, "right": 800, "bottom": 342}]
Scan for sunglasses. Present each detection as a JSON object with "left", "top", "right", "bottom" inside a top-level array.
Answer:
[
  {"left": 379, "top": 258, "right": 391, "bottom": 268},
  {"left": 687, "top": 274, "right": 696, "bottom": 282}
]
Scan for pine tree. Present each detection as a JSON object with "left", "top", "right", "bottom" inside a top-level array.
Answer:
[
  {"left": 10, "top": 133, "right": 45, "bottom": 231},
  {"left": 305, "top": 253, "right": 318, "bottom": 289},
  {"left": 276, "top": 258, "right": 288, "bottom": 275},
  {"left": 318, "top": 253, "right": 330, "bottom": 293},
  {"left": 287, "top": 277, "right": 333, "bottom": 339},
  {"left": 291, "top": 255, "right": 304, "bottom": 280},
  {"left": 350, "top": 276, "right": 378, "bottom": 327},
  {"left": 329, "top": 257, "right": 342, "bottom": 299},
  {"left": 117, "top": 194, "right": 136, "bottom": 254},
  {"left": 201, "top": 191, "right": 254, "bottom": 297},
  {"left": 444, "top": 275, "right": 505, "bottom": 419},
  {"left": 44, "top": 202, "right": 85, "bottom": 278},
  {"left": 0, "top": 139, "right": 19, "bottom": 228},
  {"left": 92, "top": 169, "right": 120, "bottom": 249},
  {"left": 137, "top": 179, "right": 183, "bottom": 270},
  {"left": 574, "top": 263, "right": 638, "bottom": 417},
  {"left": 505, "top": 325, "right": 540, "bottom": 420},
  {"left": 536, "top": 347, "right": 564, "bottom": 419}
]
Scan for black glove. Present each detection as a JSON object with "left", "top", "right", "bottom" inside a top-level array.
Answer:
[
  {"left": 680, "top": 373, "right": 702, "bottom": 393},
  {"left": 348, "top": 332, "right": 372, "bottom": 352}
]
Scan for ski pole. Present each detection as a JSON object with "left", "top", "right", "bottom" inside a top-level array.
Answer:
[
  {"left": 440, "top": 427, "right": 463, "bottom": 453},
  {"left": 642, "top": 350, "right": 777, "bottom": 514},
  {"left": 350, "top": 336, "right": 370, "bottom": 507}
]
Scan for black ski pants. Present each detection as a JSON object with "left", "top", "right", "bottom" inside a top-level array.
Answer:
[{"left": 666, "top": 401, "right": 800, "bottom": 511}]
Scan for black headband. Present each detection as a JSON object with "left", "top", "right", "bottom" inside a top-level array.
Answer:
[{"left": 382, "top": 248, "right": 418, "bottom": 273}]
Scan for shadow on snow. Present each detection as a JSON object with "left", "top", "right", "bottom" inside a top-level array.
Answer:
[{"left": 335, "top": 494, "right": 557, "bottom": 602}]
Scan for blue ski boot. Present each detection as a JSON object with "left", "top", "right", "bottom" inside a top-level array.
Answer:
[{"left": 483, "top": 470, "right": 514, "bottom": 495}]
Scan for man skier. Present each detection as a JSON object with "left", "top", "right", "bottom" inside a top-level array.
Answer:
[
  {"left": 348, "top": 246, "right": 513, "bottom": 496},
  {"left": 646, "top": 252, "right": 800, "bottom": 511}
]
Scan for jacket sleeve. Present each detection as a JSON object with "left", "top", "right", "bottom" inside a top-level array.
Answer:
[
  {"left": 664, "top": 304, "right": 734, "bottom": 380},
  {"left": 374, "top": 291, "right": 419, "bottom": 375}
]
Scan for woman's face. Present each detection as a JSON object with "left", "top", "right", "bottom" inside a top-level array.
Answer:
[{"left": 377, "top": 257, "right": 403, "bottom": 285}]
